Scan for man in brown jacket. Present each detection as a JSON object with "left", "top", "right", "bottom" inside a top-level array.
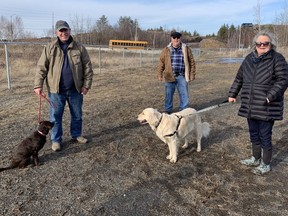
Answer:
[
  {"left": 157, "top": 31, "right": 196, "bottom": 114},
  {"left": 34, "top": 20, "right": 93, "bottom": 151}
]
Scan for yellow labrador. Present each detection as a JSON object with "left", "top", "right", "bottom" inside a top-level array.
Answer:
[{"left": 138, "top": 108, "right": 210, "bottom": 163}]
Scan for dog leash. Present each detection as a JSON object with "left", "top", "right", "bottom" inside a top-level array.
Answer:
[
  {"left": 36, "top": 92, "right": 56, "bottom": 124},
  {"left": 197, "top": 100, "right": 232, "bottom": 113}
]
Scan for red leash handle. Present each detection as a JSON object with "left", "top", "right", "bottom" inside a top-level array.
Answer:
[
  {"left": 35, "top": 92, "right": 56, "bottom": 124},
  {"left": 38, "top": 93, "right": 42, "bottom": 124},
  {"left": 39, "top": 92, "right": 56, "bottom": 108}
]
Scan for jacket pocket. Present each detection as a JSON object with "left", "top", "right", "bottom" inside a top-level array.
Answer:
[{"left": 71, "top": 51, "right": 81, "bottom": 65}]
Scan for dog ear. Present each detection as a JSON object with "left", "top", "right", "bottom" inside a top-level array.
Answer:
[
  {"left": 50, "top": 122, "right": 55, "bottom": 128},
  {"left": 41, "top": 125, "right": 49, "bottom": 134},
  {"left": 38, "top": 122, "right": 50, "bottom": 135}
]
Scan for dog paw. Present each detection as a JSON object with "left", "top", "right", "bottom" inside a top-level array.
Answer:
[
  {"left": 170, "top": 158, "right": 177, "bottom": 163},
  {"left": 182, "top": 143, "right": 188, "bottom": 149},
  {"left": 166, "top": 155, "right": 172, "bottom": 160},
  {"left": 196, "top": 147, "right": 201, "bottom": 152}
]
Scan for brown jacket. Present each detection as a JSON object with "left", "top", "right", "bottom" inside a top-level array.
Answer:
[
  {"left": 157, "top": 43, "right": 196, "bottom": 82},
  {"left": 34, "top": 37, "right": 93, "bottom": 93}
]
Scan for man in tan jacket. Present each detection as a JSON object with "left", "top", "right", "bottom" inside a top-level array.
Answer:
[
  {"left": 157, "top": 31, "right": 196, "bottom": 114},
  {"left": 34, "top": 20, "right": 93, "bottom": 151}
]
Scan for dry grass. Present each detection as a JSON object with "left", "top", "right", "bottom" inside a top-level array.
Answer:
[{"left": 0, "top": 46, "right": 288, "bottom": 215}]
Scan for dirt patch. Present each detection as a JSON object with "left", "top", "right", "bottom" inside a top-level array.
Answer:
[
  {"left": 0, "top": 62, "right": 288, "bottom": 216},
  {"left": 200, "top": 38, "right": 227, "bottom": 49}
]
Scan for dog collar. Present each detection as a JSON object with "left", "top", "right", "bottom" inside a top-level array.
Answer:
[
  {"left": 155, "top": 114, "right": 163, "bottom": 129},
  {"left": 37, "top": 130, "right": 47, "bottom": 136}
]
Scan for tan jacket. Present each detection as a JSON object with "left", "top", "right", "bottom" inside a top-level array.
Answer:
[
  {"left": 34, "top": 38, "right": 93, "bottom": 93},
  {"left": 157, "top": 43, "right": 196, "bottom": 82}
]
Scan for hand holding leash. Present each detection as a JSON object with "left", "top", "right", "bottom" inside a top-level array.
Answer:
[
  {"left": 34, "top": 87, "right": 42, "bottom": 95},
  {"left": 228, "top": 97, "right": 236, "bottom": 103},
  {"left": 34, "top": 90, "right": 56, "bottom": 124}
]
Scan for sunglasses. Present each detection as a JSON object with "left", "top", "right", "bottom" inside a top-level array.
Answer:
[
  {"left": 59, "top": 28, "right": 69, "bottom": 32},
  {"left": 172, "top": 36, "right": 180, "bottom": 39},
  {"left": 255, "top": 42, "right": 271, "bottom": 47}
]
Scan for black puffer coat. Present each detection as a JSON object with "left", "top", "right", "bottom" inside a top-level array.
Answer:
[{"left": 228, "top": 49, "right": 288, "bottom": 121}]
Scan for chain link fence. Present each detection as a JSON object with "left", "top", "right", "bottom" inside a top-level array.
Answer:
[
  {"left": 0, "top": 42, "right": 164, "bottom": 90},
  {"left": 0, "top": 41, "right": 255, "bottom": 91}
]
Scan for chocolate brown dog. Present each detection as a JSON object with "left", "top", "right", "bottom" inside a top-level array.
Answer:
[{"left": 0, "top": 121, "right": 54, "bottom": 172}]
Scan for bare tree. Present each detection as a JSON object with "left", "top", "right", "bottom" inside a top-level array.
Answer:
[
  {"left": 0, "top": 15, "right": 24, "bottom": 41},
  {"left": 12, "top": 16, "right": 24, "bottom": 41},
  {"left": 0, "top": 16, "right": 7, "bottom": 40},
  {"left": 273, "top": 2, "right": 288, "bottom": 46},
  {"left": 43, "top": 29, "right": 54, "bottom": 38},
  {"left": 85, "top": 17, "right": 94, "bottom": 44},
  {"left": 96, "top": 15, "right": 113, "bottom": 44},
  {"left": 70, "top": 14, "right": 85, "bottom": 43},
  {"left": 253, "top": 0, "right": 263, "bottom": 32},
  {"left": 134, "top": 19, "right": 139, "bottom": 41},
  {"left": 117, "top": 16, "right": 135, "bottom": 40}
]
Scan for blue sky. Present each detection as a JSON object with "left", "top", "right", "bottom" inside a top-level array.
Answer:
[{"left": 1, "top": 0, "right": 286, "bottom": 37}]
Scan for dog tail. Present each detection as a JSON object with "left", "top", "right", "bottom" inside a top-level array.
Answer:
[
  {"left": 0, "top": 166, "right": 13, "bottom": 173},
  {"left": 201, "top": 122, "right": 211, "bottom": 138}
]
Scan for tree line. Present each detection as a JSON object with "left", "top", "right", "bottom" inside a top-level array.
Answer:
[
  {"left": 1, "top": 12, "right": 288, "bottom": 48},
  {"left": 0, "top": 14, "right": 202, "bottom": 48}
]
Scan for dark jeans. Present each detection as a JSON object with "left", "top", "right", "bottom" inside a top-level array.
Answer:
[
  {"left": 49, "top": 89, "right": 83, "bottom": 143},
  {"left": 164, "top": 76, "right": 189, "bottom": 113},
  {"left": 247, "top": 118, "right": 274, "bottom": 150}
]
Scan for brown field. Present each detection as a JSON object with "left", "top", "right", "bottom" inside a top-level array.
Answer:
[{"left": 1, "top": 46, "right": 288, "bottom": 216}]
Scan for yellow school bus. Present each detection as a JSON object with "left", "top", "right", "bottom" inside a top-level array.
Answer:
[{"left": 109, "top": 39, "right": 148, "bottom": 50}]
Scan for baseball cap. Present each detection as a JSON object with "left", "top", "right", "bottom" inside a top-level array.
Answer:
[
  {"left": 170, "top": 31, "right": 182, "bottom": 38},
  {"left": 55, "top": 20, "right": 70, "bottom": 31}
]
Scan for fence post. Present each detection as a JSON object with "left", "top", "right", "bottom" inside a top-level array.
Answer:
[
  {"left": 140, "top": 50, "right": 142, "bottom": 67},
  {"left": 152, "top": 49, "right": 155, "bottom": 67},
  {"left": 122, "top": 49, "right": 125, "bottom": 69},
  {"left": 98, "top": 46, "right": 101, "bottom": 73},
  {"left": 4, "top": 43, "right": 11, "bottom": 90}
]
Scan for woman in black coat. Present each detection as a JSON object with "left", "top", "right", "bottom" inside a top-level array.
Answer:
[{"left": 228, "top": 31, "right": 288, "bottom": 175}]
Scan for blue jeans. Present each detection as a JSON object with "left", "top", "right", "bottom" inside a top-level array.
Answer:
[
  {"left": 164, "top": 76, "right": 189, "bottom": 113},
  {"left": 49, "top": 89, "right": 83, "bottom": 143},
  {"left": 247, "top": 118, "right": 274, "bottom": 150}
]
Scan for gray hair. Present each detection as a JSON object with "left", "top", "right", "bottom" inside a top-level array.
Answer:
[{"left": 252, "top": 30, "right": 277, "bottom": 51}]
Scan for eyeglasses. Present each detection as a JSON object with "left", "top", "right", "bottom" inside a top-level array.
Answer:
[
  {"left": 255, "top": 42, "right": 271, "bottom": 47},
  {"left": 59, "top": 28, "right": 69, "bottom": 32},
  {"left": 172, "top": 36, "right": 180, "bottom": 39}
]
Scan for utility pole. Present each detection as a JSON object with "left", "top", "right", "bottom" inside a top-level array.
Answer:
[
  {"left": 10, "top": 14, "right": 16, "bottom": 41},
  {"left": 238, "top": 25, "right": 242, "bottom": 49},
  {"left": 52, "top": 12, "right": 54, "bottom": 38},
  {"left": 135, "top": 19, "right": 138, "bottom": 41},
  {"left": 239, "top": 23, "right": 253, "bottom": 49}
]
